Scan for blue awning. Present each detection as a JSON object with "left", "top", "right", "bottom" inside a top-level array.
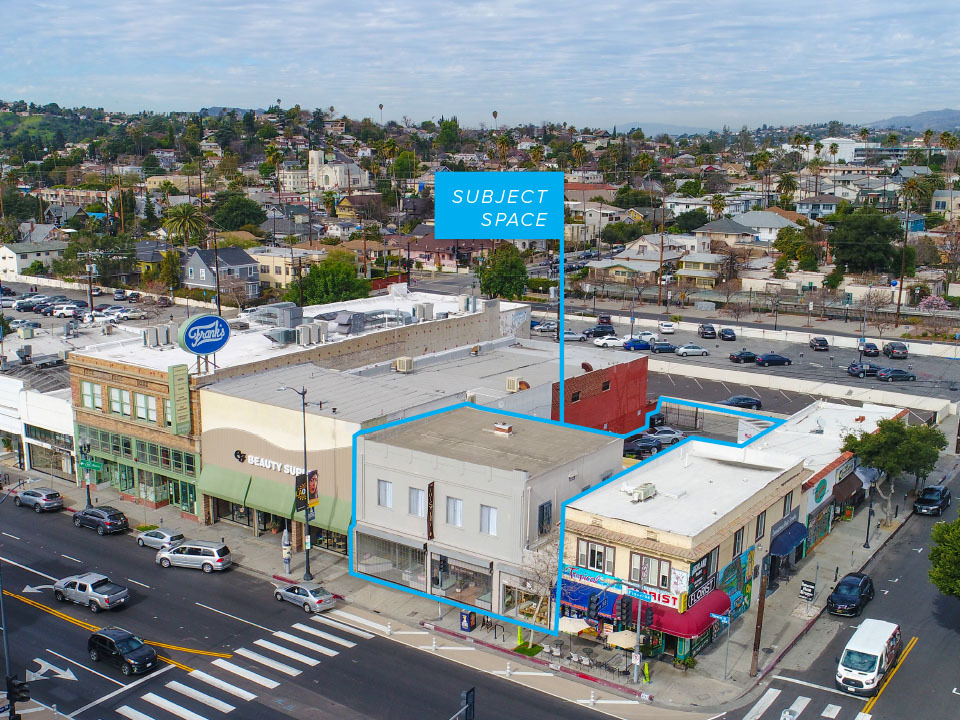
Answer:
[
  {"left": 770, "top": 521, "right": 808, "bottom": 557},
  {"left": 560, "top": 579, "right": 618, "bottom": 619}
]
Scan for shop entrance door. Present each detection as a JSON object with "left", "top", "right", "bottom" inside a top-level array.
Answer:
[
  {"left": 663, "top": 634, "right": 678, "bottom": 658},
  {"left": 180, "top": 482, "right": 196, "bottom": 514}
]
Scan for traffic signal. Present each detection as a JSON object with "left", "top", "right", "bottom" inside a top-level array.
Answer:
[
  {"left": 6, "top": 674, "right": 30, "bottom": 703},
  {"left": 644, "top": 606, "right": 654, "bottom": 628},
  {"left": 618, "top": 595, "right": 631, "bottom": 622},
  {"left": 586, "top": 593, "right": 599, "bottom": 621}
]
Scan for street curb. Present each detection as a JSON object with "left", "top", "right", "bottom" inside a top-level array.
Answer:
[{"left": 422, "top": 621, "right": 654, "bottom": 703}]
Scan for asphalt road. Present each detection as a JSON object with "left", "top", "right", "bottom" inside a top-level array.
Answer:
[
  {"left": 732, "top": 476, "right": 960, "bottom": 720},
  {"left": 0, "top": 495, "right": 602, "bottom": 720}
]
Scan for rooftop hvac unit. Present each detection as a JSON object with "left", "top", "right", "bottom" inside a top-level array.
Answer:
[
  {"left": 313, "top": 323, "right": 328, "bottom": 343},
  {"left": 265, "top": 327, "right": 296, "bottom": 345},
  {"left": 103, "top": 323, "right": 114, "bottom": 335},
  {"left": 416, "top": 302, "right": 434, "bottom": 321},
  {"left": 142, "top": 327, "right": 159, "bottom": 347},
  {"left": 296, "top": 324, "right": 314, "bottom": 346},
  {"left": 466, "top": 392, "right": 478, "bottom": 404},
  {"left": 458, "top": 294, "right": 470, "bottom": 312},
  {"left": 395, "top": 356, "right": 414, "bottom": 373},
  {"left": 18, "top": 327, "right": 34, "bottom": 340},
  {"left": 506, "top": 376, "right": 522, "bottom": 393},
  {"left": 621, "top": 482, "right": 657, "bottom": 503},
  {"left": 229, "top": 320, "right": 250, "bottom": 331},
  {"left": 278, "top": 305, "right": 304, "bottom": 329},
  {"left": 156, "top": 325, "right": 170, "bottom": 345}
]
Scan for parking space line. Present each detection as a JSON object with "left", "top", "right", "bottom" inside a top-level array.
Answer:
[{"left": 2, "top": 532, "right": 20, "bottom": 540}]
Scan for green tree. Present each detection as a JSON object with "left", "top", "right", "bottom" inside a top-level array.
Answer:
[
  {"left": 437, "top": 118, "right": 461, "bottom": 152},
  {"left": 772, "top": 255, "right": 791, "bottom": 278},
  {"left": 709, "top": 194, "right": 726, "bottom": 219},
  {"left": 143, "top": 196, "right": 159, "bottom": 230},
  {"left": 393, "top": 150, "right": 417, "bottom": 179},
  {"left": 163, "top": 203, "right": 206, "bottom": 246},
  {"left": 930, "top": 518, "right": 960, "bottom": 599},
  {"left": 213, "top": 195, "right": 267, "bottom": 230},
  {"left": 284, "top": 250, "right": 370, "bottom": 305},
  {"left": 776, "top": 172, "right": 798, "bottom": 200},
  {"left": 823, "top": 263, "right": 845, "bottom": 289},
  {"left": 21, "top": 260, "right": 46, "bottom": 276},
  {"left": 142, "top": 154, "right": 163, "bottom": 177},
  {"left": 475, "top": 243, "right": 527, "bottom": 300},
  {"left": 673, "top": 208, "right": 709, "bottom": 233},
  {"left": 158, "top": 250, "right": 183, "bottom": 290},
  {"left": 828, "top": 208, "right": 901, "bottom": 273}
]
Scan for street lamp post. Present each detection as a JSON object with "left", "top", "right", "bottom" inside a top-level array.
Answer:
[
  {"left": 79, "top": 443, "right": 92, "bottom": 507},
  {"left": 773, "top": 300, "right": 780, "bottom": 331},
  {"left": 278, "top": 386, "right": 313, "bottom": 581}
]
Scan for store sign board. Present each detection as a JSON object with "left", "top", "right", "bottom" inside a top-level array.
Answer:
[
  {"left": 687, "top": 574, "right": 717, "bottom": 608},
  {"left": 167, "top": 364, "right": 191, "bottom": 436},
  {"left": 178, "top": 314, "right": 230, "bottom": 355}
]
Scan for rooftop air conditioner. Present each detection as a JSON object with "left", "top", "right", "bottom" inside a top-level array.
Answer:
[
  {"left": 621, "top": 482, "right": 657, "bottom": 503},
  {"left": 156, "top": 325, "right": 170, "bottom": 345},
  {"left": 296, "top": 324, "right": 314, "bottom": 346},
  {"left": 466, "top": 392, "right": 478, "bottom": 404},
  {"left": 505, "top": 376, "right": 522, "bottom": 393},
  {"left": 395, "top": 356, "right": 414, "bottom": 373},
  {"left": 142, "top": 327, "right": 159, "bottom": 347}
]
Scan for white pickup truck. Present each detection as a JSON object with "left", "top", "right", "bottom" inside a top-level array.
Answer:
[{"left": 54, "top": 572, "right": 129, "bottom": 613}]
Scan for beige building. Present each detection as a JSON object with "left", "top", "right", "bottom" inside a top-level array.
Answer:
[
  {"left": 247, "top": 245, "right": 329, "bottom": 290},
  {"left": 145, "top": 174, "right": 203, "bottom": 194}
]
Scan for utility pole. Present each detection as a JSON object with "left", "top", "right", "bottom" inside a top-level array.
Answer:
[
  {"left": 749, "top": 571, "right": 769, "bottom": 677},
  {"left": 894, "top": 204, "right": 909, "bottom": 327},
  {"left": 657, "top": 183, "right": 666, "bottom": 306},
  {"left": 211, "top": 231, "right": 222, "bottom": 317}
]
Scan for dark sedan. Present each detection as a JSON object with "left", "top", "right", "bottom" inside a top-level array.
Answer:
[
  {"left": 877, "top": 368, "right": 915, "bottom": 382},
  {"left": 755, "top": 353, "right": 792, "bottom": 367},
  {"left": 847, "top": 362, "right": 883, "bottom": 378},
  {"left": 860, "top": 342, "right": 880, "bottom": 357},
  {"left": 697, "top": 324, "right": 717, "bottom": 339},
  {"left": 623, "top": 436, "right": 662, "bottom": 459},
  {"left": 913, "top": 485, "right": 951, "bottom": 515},
  {"left": 719, "top": 328, "right": 737, "bottom": 341},
  {"left": 583, "top": 324, "right": 615, "bottom": 338},
  {"left": 826, "top": 572, "right": 874, "bottom": 616},
  {"left": 719, "top": 395, "right": 762, "bottom": 410},
  {"left": 729, "top": 349, "right": 757, "bottom": 364},
  {"left": 650, "top": 342, "right": 678, "bottom": 354}
]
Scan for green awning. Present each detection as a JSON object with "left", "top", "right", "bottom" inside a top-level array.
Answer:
[
  {"left": 244, "top": 477, "right": 296, "bottom": 519},
  {"left": 198, "top": 465, "right": 251, "bottom": 506},
  {"left": 308, "top": 493, "right": 352, "bottom": 535}
]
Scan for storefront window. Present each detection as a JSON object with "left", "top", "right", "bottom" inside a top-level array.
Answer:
[
  {"left": 110, "top": 434, "right": 121, "bottom": 455},
  {"left": 430, "top": 553, "right": 492, "bottom": 609},
  {"left": 502, "top": 581, "right": 549, "bottom": 624},
  {"left": 121, "top": 437, "right": 132, "bottom": 459},
  {"left": 355, "top": 532, "right": 426, "bottom": 592},
  {"left": 172, "top": 450, "right": 183, "bottom": 473}
]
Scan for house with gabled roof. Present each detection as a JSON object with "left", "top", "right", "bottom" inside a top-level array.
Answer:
[{"left": 692, "top": 218, "right": 757, "bottom": 248}]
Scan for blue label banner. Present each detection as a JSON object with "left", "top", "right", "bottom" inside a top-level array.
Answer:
[
  {"left": 178, "top": 314, "right": 230, "bottom": 355},
  {"left": 434, "top": 172, "right": 564, "bottom": 240}
]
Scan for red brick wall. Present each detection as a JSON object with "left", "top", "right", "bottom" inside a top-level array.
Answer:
[{"left": 551, "top": 357, "right": 648, "bottom": 434}]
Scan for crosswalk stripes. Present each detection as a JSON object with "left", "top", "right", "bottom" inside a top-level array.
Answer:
[
  {"left": 253, "top": 638, "right": 320, "bottom": 666},
  {"left": 328, "top": 608, "right": 389, "bottom": 633},
  {"left": 742, "top": 689, "right": 871, "bottom": 720},
  {"left": 744, "top": 689, "right": 781, "bottom": 720},
  {"left": 234, "top": 648, "right": 301, "bottom": 676},
  {"left": 311, "top": 614, "right": 375, "bottom": 639},
  {"left": 292, "top": 622, "right": 357, "bottom": 648},
  {"left": 788, "top": 696, "right": 811, "bottom": 715},
  {"left": 210, "top": 658, "right": 280, "bottom": 689},
  {"left": 188, "top": 670, "right": 257, "bottom": 701},
  {"left": 273, "top": 629, "right": 340, "bottom": 656},
  {"left": 117, "top": 707, "right": 155, "bottom": 720},
  {"left": 142, "top": 692, "right": 210, "bottom": 720},
  {"left": 166, "top": 681, "right": 236, "bottom": 713}
]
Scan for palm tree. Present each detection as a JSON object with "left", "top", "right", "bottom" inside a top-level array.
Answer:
[
  {"left": 157, "top": 180, "right": 178, "bottom": 206},
  {"left": 163, "top": 202, "right": 205, "bottom": 247},
  {"left": 710, "top": 193, "right": 726, "bottom": 219},
  {"left": 529, "top": 144, "right": 545, "bottom": 167},
  {"left": 492, "top": 110, "right": 498, "bottom": 133},
  {"left": 496, "top": 134, "right": 511, "bottom": 169},
  {"left": 322, "top": 191, "right": 337, "bottom": 217},
  {"left": 807, "top": 158, "right": 825, "bottom": 197},
  {"left": 753, "top": 150, "right": 771, "bottom": 205},
  {"left": 571, "top": 142, "right": 587, "bottom": 171},
  {"left": 828, "top": 142, "right": 839, "bottom": 194},
  {"left": 886, "top": 133, "right": 899, "bottom": 149},
  {"left": 859, "top": 128, "right": 869, "bottom": 143},
  {"left": 776, "top": 172, "right": 798, "bottom": 203},
  {"left": 265, "top": 144, "right": 285, "bottom": 193}
]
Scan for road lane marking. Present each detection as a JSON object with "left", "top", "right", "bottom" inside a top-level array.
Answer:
[
  {"left": 789, "top": 696, "right": 810, "bottom": 713},
  {"left": 116, "top": 707, "right": 155, "bottom": 720},
  {"left": 211, "top": 659, "right": 279, "bottom": 689},
  {"left": 7, "top": 593, "right": 99, "bottom": 631},
  {"left": 2, "top": 532, "right": 20, "bottom": 540},
  {"left": 854, "top": 714, "right": 872, "bottom": 720},
  {"left": 311, "top": 615, "right": 374, "bottom": 639},
  {"left": 194, "top": 602, "right": 272, "bottom": 632},
  {"left": 126, "top": 578, "right": 151, "bottom": 589},
  {"left": 44, "top": 649, "right": 123, "bottom": 687},
  {"left": 772, "top": 675, "right": 852, "bottom": 697},
  {"left": 189, "top": 670, "right": 256, "bottom": 701},
  {"left": 65, "top": 663, "right": 173, "bottom": 716},
  {"left": 742, "top": 688, "right": 780, "bottom": 720},
  {"left": 235, "top": 647, "right": 301, "bottom": 676},
  {"left": 329, "top": 609, "right": 390, "bottom": 633},
  {"left": 292, "top": 622, "right": 356, "bottom": 648},
  {"left": 158, "top": 657, "right": 194, "bottom": 672},
  {"left": 0, "top": 555, "right": 58, "bottom": 581},
  {"left": 166, "top": 680, "right": 235, "bottom": 713},
  {"left": 61, "top": 554, "right": 82, "bottom": 563},
  {"left": 862, "top": 635, "right": 917, "bottom": 713},
  {"left": 146, "top": 641, "right": 230, "bottom": 658},
  {"left": 253, "top": 639, "right": 319, "bottom": 666},
  {"left": 272, "top": 629, "right": 338, "bottom": 657},
  {"left": 142, "top": 692, "right": 209, "bottom": 720}
]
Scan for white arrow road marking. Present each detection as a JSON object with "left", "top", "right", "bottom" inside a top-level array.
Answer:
[
  {"left": 952, "top": 687, "right": 960, "bottom": 696},
  {"left": 881, "top": 589, "right": 889, "bottom": 595},
  {"left": 914, "top": 547, "right": 924, "bottom": 553},
  {"left": 888, "top": 577, "right": 899, "bottom": 582},
  {"left": 22, "top": 584, "right": 54, "bottom": 594},
  {"left": 25, "top": 658, "right": 77, "bottom": 681}
]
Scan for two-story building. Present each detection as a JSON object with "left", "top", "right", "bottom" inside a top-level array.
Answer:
[
  {"left": 353, "top": 406, "right": 624, "bottom": 627},
  {"left": 931, "top": 190, "right": 960, "bottom": 221},
  {"left": 731, "top": 211, "right": 802, "bottom": 245},
  {"left": 247, "top": 245, "right": 330, "bottom": 291},
  {"left": 692, "top": 218, "right": 756, "bottom": 248},
  {"left": 182, "top": 247, "right": 260, "bottom": 300},
  {"left": 0, "top": 241, "right": 69, "bottom": 278},
  {"left": 675, "top": 252, "right": 725, "bottom": 288},
  {"left": 796, "top": 194, "right": 843, "bottom": 220}
]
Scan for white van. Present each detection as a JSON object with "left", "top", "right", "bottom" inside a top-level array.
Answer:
[{"left": 835, "top": 619, "right": 901, "bottom": 696}]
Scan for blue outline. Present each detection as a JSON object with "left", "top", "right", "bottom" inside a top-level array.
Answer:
[
  {"left": 348, "top": 396, "right": 786, "bottom": 637},
  {"left": 558, "top": 224, "right": 565, "bottom": 423}
]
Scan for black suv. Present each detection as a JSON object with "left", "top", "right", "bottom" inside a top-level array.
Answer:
[
  {"left": 883, "top": 341, "right": 908, "bottom": 359},
  {"left": 73, "top": 506, "right": 129, "bottom": 536},
  {"left": 583, "top": 324, "right": 615, "bottom": 338},
  {"left": 809, "top": 336, "right": 829, "bottom": 351},
  {"left": 913, "top": 485, "right": 952, "bottom": 516},
  {"left": 697, "top": 324, "right": 717, "bottom": 339},
  {"left": 847, "top": 362, "right": 882, "bottom": 378},
  {"left": 826, "top": 573, "right": 874, "bottom": 617},
  {"left": 88, "top": 627, "right": 158, "bottom": 676}
]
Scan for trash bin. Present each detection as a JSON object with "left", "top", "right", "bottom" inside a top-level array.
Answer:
[{"left": 460, "top": 610, "right": 477, "bottom": 632}]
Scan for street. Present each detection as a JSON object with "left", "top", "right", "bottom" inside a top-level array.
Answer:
[{"left": 0, "top": 496, "right": 602, "bottom": 720}]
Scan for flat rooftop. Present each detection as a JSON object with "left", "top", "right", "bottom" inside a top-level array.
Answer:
[
  {"left": 569, "top": 442, "right": 801, "bottom": 537},
  {"left": 365, "top": 405, "right": 621, "bottom": 476},
  {"left": 203, "top": 363, "right": 458, "bottom": 426}
]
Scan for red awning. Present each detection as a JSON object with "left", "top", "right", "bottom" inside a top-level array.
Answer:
[{"left": 649, "top": 589, "right": 731, "bottom": 639}]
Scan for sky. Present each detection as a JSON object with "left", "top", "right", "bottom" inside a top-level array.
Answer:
[{"left": 2, "top": 0, "right": 958, "bottom": 131}]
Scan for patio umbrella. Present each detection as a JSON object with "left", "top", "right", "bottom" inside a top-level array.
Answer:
[
  {"left": 559, "top": 617, "right": 590, "bottom": 635},
  {"left": 606, "top": 630, "right": 638, "bottom": 649}
]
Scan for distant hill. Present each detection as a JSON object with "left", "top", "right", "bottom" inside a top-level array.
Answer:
[
  {"left": 616, "top": 121, "right": 713, "bottom": 137},
  {"left": 867, "top": 109, "right": 960, "bottom": 131}
]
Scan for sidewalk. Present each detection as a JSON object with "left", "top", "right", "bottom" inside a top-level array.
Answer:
[{"left": 6, "top": 452, "right": 957, "bottom": 717}]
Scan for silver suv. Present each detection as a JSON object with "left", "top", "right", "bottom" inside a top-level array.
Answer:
[
  {"left": 156, "top": 540, "right": 232, "bottom": 573},
  {"left": 15, "top": 487, "right": 63, "bottom": 512},
  {"left": 54, "top": 573, "right": 129, "bottom": 613}
]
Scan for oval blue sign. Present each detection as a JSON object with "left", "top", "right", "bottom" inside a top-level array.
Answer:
[{"left": 178, "top": 314, "right": 230, "bottom": 355}]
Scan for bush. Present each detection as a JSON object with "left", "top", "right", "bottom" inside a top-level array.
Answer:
[{"left": 527, "top": 277, "right": 558, "bottom": 293}]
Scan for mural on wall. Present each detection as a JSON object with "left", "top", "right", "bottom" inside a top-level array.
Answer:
[{"left": 718, "top": 546, "right": 755, "bottom": 621}]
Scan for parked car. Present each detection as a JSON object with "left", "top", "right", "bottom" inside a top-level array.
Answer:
[
  {"left": 719, "top": 395, "right": 762, "bottom": 410},
  {"left": 54, "top": 304, "right": 80, "bottom": 318},
  {"left": 860, "top": 342, "right": 880, "bottom": 357},
  {"left": 532, "top": 320, "right": 558, "bottom": 334},
  {"left": 755, "top": 353, "right": 792, "bottom": 367},
  {"left": 594, "top": 335, "right": 627, "bottom": 348},
  {"left": 558, "top": 329, "right": 587, "bottom": 342},
  {"left": 657, "top": 321, "right": 676, "bottom": 334},
  {"left": 826, "top": 572, "right": 875, "bottom": 617},
  {"left": 136, "top": 527, "right": 185, "bottom": 550},
  {"left": 72, "top": 300, "right": 88, "bottom": 309},
  {"left": 847, "top": 362, "right": 883, "bottom": 378},
  {"left": 877, "top": 368, "right": 916, "bottom": 382},
  {"left": 73, "top": 506, "right": 129, "bottom": 535},
  {"left": 33, "top": 303, "right": 54, "bottom": 315},
  {"left": 646, "top": 427, "right": 685, "bottom": 444},
  {"left": 83, "top": 310, "right": 109, "bottom": 323},
  {"left": 0, "top": 298, "right": 15, "bottom": 308},
  {"left": 113, "top": 289, "right": 127, "bottom": 300},
  {"left": 126, "top": 292, "right": 141, "bottom": 303},
  {"left": 650, "top": 341, "right": 678, "bottom": 354},
  {"left": 54, "top": 573, "right": 129, "bottom": 613},
  {"left": 156, "top": 296, "right": 173, "bottom": 308},
  {"left": 809, "top": 336, "right": 829, "bottom": 351},
  {"left": 882, "top": 342, "right": 908, "bottom": 359},
  {"left": 623, "top": 436, "right": 662, "bottom": 458},
  {"left": 156, "top": 540, "right": 232, "bottom": 573},
  {"left": 14, "top": 487, "right": 63, "bottom": 512},
  {"left": 273, "top": 582, "right": 337, "bottom": 613},
  {"left": 10, "top": 319, "right": 42, "bottom": 329},
  {"left": 623, "top": 338, "right": 652, "bottom": 351},
  {"left": 583, "top": 324, "right": 616, "bottom": 338},
  {"left": 13, "top": 296, "right": 47, "bottom": 311},
  {"left": 675, "top": 343, "right": 709, "bottom": 357},
  {"left": 91, "top": 286, "right": 103, "bottom": 296},
  {"left": 0, "top": 286, "right": 15, "bottom": 296},
  {"left": 87, "top": 627, "right": 157, "bottom": 676},
  {"left": 719, "top": 328, "right": 737, "bottom": 341},
  {"left": 633, "top": 330, "right": 658, "bottom": 343},
  {"left": 697, "top": 324, "right": 717, "bottom": 339},
  {"left": 93, "top": 303, "right": 111, "bottom": 312},
  {"left": 913, "top": 485, "right": 952, "bottom": 515},
  {"left": 116, "top": 308, "right": 148, "bottom": 321},
  {"left": 729, "top": 349, "right": 757, "bottom": 364}
]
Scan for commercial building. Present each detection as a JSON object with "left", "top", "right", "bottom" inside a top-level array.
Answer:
[
  {"left": 353, "top": 406, "right": 624, "bottom": 627},
  {"left": 0, "top": 371, "right": 75, "bottom": 480}
]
